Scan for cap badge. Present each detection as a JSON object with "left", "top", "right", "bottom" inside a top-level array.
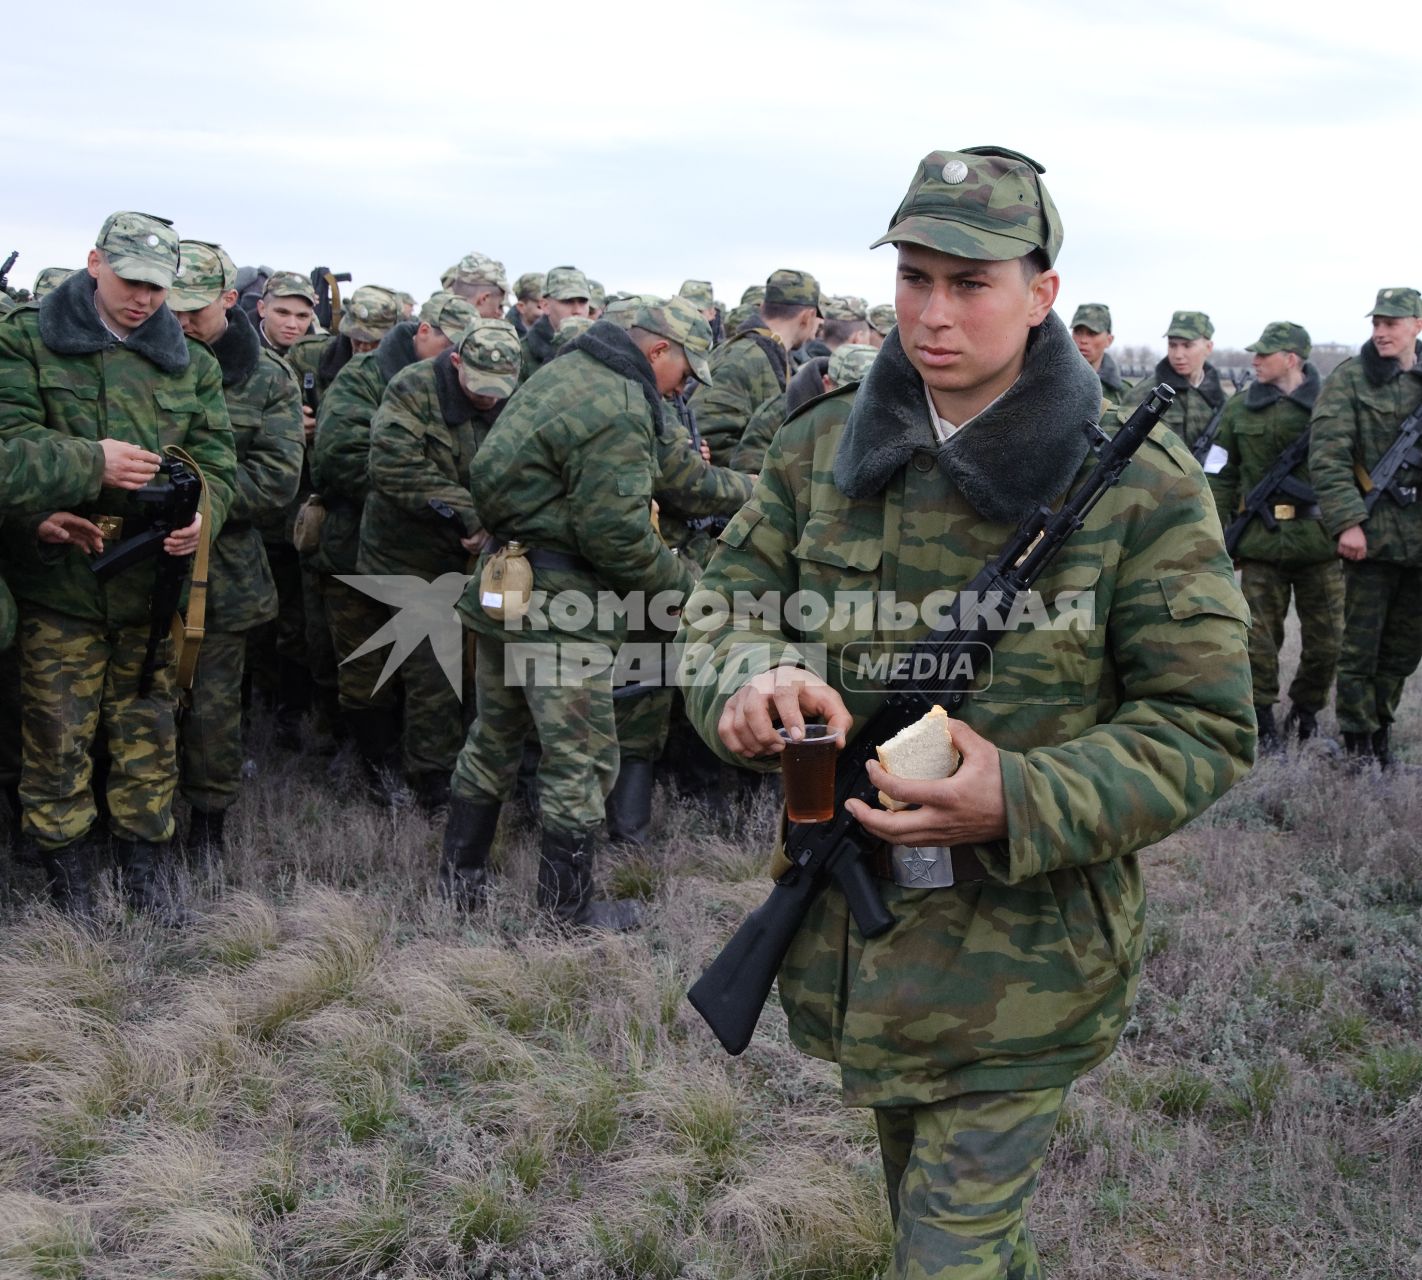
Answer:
[
  {"left": 146, "top": 234, "right": 160, "bottom": 247},
  {"left": 941, "top": 160, "right": 969, "bottom": 184}
]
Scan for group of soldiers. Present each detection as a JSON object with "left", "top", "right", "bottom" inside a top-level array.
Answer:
[{"left": 0, "top": 209, "right": 1419, "bottom": 928}]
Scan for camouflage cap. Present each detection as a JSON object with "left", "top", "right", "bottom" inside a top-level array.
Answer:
[
  {"left": 871, "top": 146, "right": 1063, "bottom": 266},
  {"left": 264, "top": 271, "right": 318, "bottom": 305},
  {"left": 679, "top": 279, "right": 714, "bottom": 310},
  {"left": 822, "top": 294, "right": 868, "bottom": 322},
  {"left": 1246, "top": 320, "right": 1311, "bottom": 358},
  {"left": 513, "top": 271, "right": 546, "bottom": 301},
  {"left": 632, "top": 294, "right": 715, "bottom": 385},
  {"left": 95, "top": 211, "right": 180, "bottom": 288},
  {"left": 867, "top": 303, "right": 896, "bottom": 336},
  {"left": 544, "top": 265, "right": 591, "bottom": 301},
  {"left": 827, "top": 343, "right": 878, "bottom": 387},
  {"left": 455, "top": 317, "right": 522, "bottom": 399},
  {"left": 551, "top": 314, "right": 596, "bottom": 350},
  {"left": 445, "top": 252, "right": 509, "bottom": 293},
  {"left": 1367, "top": 286, "right": 1422, "bottom": 319},
  {"left": 1165, "top": 310, "right": 1214, "bottom": 340},
  {"left": 395, "top": 290, "right": 416, "bottom": 312},
  {"left": 419, "top": 291, "right": 479, "bottom": 344},
  {"left": 604, "top": 294, "right": 657, "bottom": 329},
  {"left": 740, "top": 285, "right": 766, "bottom": 307},
  {"left": 168, "top": 240, "right": 239, "bottom": 311},
  {"left": 32, "top": 268, "right": 75, "bottom": 300},
  {"left": 340, "top": 285, "right": 402, "bottom": 342},
  {"left": 587, "top": 279, "right": 606, "bottom": 311},
  {"left": 1070, "top": 302, "right": 1112, "bottom": 334},
  {"left": 765, "top": 268, "right": 820, "bottom": 313}
]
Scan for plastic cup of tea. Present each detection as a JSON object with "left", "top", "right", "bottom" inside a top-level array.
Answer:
[{"left": 777, "top": 723, "right": 843, "bottom": 823}]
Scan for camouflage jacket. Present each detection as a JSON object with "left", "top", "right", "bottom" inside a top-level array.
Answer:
[
  {"left": 1098, "top": 351, "right": 1130, "bottom": 408},
  {"left": 519, "top": 314, "right": 558, "bottom": 383},
  {"left": 692, "top": 315, "right": 790, "bottom": 466},
  {"left": 731, "top": 391, "right": 786, "bottom": 474},
  {"left": 1213, "top": 363, "right": 1332, "bottom": 564},
  {"left": 678, "top": 315, "right": 1254, "bottom": 1106},
  {"left": 285, "top": 331, "right": 353, "bottom": 406},
  {"left": 309, "top": 322, "right": 420, "bottom": 575},
  {"left": 456, "top": 321, "right": 696, "bottom": 645},
  {"left": 205, "top": 308, "right": 304, "bottom": 630},
  {"left": 655, "top": 398, "right": 754, "bottom": 568},
  {"left": 0, "top": 271, "right": 236, "bottom": 628},
  {"left": 358, "top": 350, "right": 501, "bottom": 579},
  {"left": 1120, "top": 358, "right": 1227, "bottom": 452},
  {"left": 1310, "top": 340, "right": 1422, "bottom": 565}
]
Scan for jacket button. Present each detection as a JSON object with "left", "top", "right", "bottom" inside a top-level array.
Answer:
[{"left": 912, "top": 452, "right": 934, "bottom": 472}]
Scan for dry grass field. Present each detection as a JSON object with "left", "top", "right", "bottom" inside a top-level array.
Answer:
[{"left": 1, "top": 630, "right": 1419, "bottom": 1279}]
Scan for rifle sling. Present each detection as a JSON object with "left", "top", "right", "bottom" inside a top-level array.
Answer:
[{"left": 163, "top": 445, "right": 213, "bottom": 691}]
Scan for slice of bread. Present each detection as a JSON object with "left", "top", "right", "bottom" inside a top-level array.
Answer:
[{"left": 875, "top": 705, "right": 961, "bottom": 810}]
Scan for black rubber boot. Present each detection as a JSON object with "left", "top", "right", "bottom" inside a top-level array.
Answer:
[
  {"left": 605, "top": 757, "right": 655, "bottom": 847},
  {"left": 1372, "top": 725, "right": 1392, "bottom": 769},
  {"left": 273, "top": 656, "right": 311, "bottom": 749},
  {"left": 1342, "top": 731, "right": 1374, "bottom": 762},
  {"left": 1284, "top": 706, "right": 1319, "bottom": 741},
  {"left": 42, "top": 836, "right": 100, "bottom": 918},
  {"left": 1255, "top": 705, "right": 1280, "bottom": 753},
  {"left": 346, "top": 708, "right": 402, "bottom": 805},
  {"left": 185, "top": 808, "right": 227, "bottom": 864},
  {"left": 112, "top": 838, "right": 190, "bottom": 925},
  {"left": 538, "top": 826, "right": 643, "bottom": 931},
  {"left": 410, "top": 772, "right": 451, "bottom": 815},
  {"left": 438, "top": 796, "right": 501, "bottom": 910}
]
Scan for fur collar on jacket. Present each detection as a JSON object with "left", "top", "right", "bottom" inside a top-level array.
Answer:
[
  {"left": 374, "top": 321, "right": 419, "bottom": 384},
  {"left": 833, "top": 309, "right": 1102, "bottom": 524},
  {"left": 37, "top": 269, "right": 190, "bottom": 374},
  {"left": 1361, "top": 338, "right": 1422, "bottom": 387},
  {"left": 1244, "top": 361, "right": 1321, "bottom": 412},
  {"left": 209, "top": 306, "right": 260, "bottom": 387},
  {"left": 564, "top": 320, "right": 665, "bottom": 436}
]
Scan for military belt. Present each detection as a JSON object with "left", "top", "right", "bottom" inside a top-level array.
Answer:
[
  {"left": 1269, "top": 502, "right": 1322, "bottom": 521},
  {"left": 487, "top": 541, "right": 593, "bottom": 574},
  {"left": 870, "top": 844, "right": 986, "bottom": 889}
]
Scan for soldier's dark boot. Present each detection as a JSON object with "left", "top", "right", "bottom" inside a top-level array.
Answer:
[
  {"left": 42, "top": 836, "right": 100, "bottom": 918},
  {"left": 346, "top": 708, "right": 401, "bottom": 805},
  {"left": 513, "top": 738, "right": 542, "bottom": 820},
  {"left": 410, "top": 771, "right": 451, "bottom": 815},
  {"left": 1284, "top": 706, "right": 1319, "bottom": 741},
  {"left": 274, "top": 656, "right": 311, "bottom": 750},
  {"left": 605, "top": 757, "right": 654, "bottom": 847},
  {"left": 438, "top": 795, "right": 501, "bottom": 910},
  {"left": 185, "top": 808, "right": 227, "bottom": 864},
  {"left": 112, "top": 838, "right": 191, "bottom": 925},
  {"left": 537, "top": 826, "right": 643, "bottom": 931},
  {"left": 1342, "top": 731, "right": 1374, "bottom": 763},
  {"left": 1372, "top": 725, "right": 1392, "bottom": 769},
  {"left": 1255, "top": 705, "right": 1280, "bottom": 753}
]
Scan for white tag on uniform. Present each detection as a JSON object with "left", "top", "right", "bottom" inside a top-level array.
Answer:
[
  {"left": 1203, "top": 444, "right": 1229, "bottom": 475},
  {"left": 481, "top": 592, "right": 503, "bottom": 608}
]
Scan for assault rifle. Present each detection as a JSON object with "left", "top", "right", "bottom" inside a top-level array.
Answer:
[
  {"left": 1361, "top": 403, "right": 1422, "bottom": 516},
  {"left": 686, "top": 384, "right": 1177, "bottom": 1055},
  {"left": 0, "top": 251, "right": 16, "bottom": 295},
  {"left": 1188, "top": 400, "right": 1228, "bottom": 464},
  {"left": 1222, "top": 431, "right": 1315, "bottom": 558},
  {"left": 676, "top": 393, "right": 732, "bottom": 540},
  {"left": 90, "top": 459, "right": 202, "bottom": 695},
  {"left": 310, "top": 266, "right": 352, "bottom": 333}
]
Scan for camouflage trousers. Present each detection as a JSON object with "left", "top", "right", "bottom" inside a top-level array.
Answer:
[
  {"left": 613, "top": 624, "right": 677, "bottom": 762},
  {"left": 1336, "top": 559, "right": 1422, "bottom": 733},
  {"left": 1239, "top": 558, "right": 1343, "bottom": 710},
  {"left": 180, "top": 629, "right": 249, "bottom": 814},
  {"left": 321, "top": 574, "right": 399, "bottom": 713},
  {"left": 18, "top": 606, "right": 178, "bottom": 850},
  {"left": 0, "top": 642, "right": 20, "bottom": 790},
  {"left": 874, "top": 1086, "right": 1067, "bottom": 1280},
  {"left": 452, "top": 630, "right": 618, "bottom": 832},
  {"left": 397, "top": 625, "right": 470, "bottom": 778},
  {"left": 246, "top": 545, "right": 336, "bottom": 702}
]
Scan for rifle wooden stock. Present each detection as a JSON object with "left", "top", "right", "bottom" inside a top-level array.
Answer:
[{"left": 686, "top": 385, "right": 1177, "bottom": 1056}]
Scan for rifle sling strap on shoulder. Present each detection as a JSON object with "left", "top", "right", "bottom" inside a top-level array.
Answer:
[{"left": 163, "top": 444, "right": 213, "bottom": 691}]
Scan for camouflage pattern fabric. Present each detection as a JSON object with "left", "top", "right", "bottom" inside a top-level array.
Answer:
[
  {"left": 31, "top": 268, "right": 75, "bottom": 301},
  {"left": 451, "top": 628, "right": 617, "bottom": 832},
  {"left": 1241, "top": 559, "right": 1342, "bottom": 712},
  {"left": 1212, "top": 365, "right": 1331, "bottom": 565},
  {"left": 1335, "top": 560, "right": 1422, "bottom": 733},
  {"left": 95, "top": 211, "right": 180, "bottom": 287},
  {"left": 1369, "top": 286, "right": 1422, "bottom": 318},
  {"left": 764, "top": 269, "right": 821, "bottom": 310},
  {"left": 875, "top": 1086, "right": 1066, "bottom": 1279},
  {"left": 1164, "top": 310, "right": 1213, "bottom": 340},
  {"left": 692, "top": 320, "right": 789, "bottom": 466},
  {"left": 321, "top": 575, "right": 398, "bottom": 713},
  {"left": 677, "top": 329, "right": 1253, "bottom": 1107},
  {"left": 179, "top": 629, "right": 248, "bottom": 813},
  {"left": 1119, "top": 359, "right": 1226, "bottom": 453},
  {"left": 653, "top": 411, "right": 754, "bottom": 562},
  {"left": 730, "top": 391, "right": 786, "bottom": 474},
  {"left": 0, "top": 645, "right": 19, "bottom": 788},
  {"left": 1310, "top": 340, "right": 1422, "bottom": 563},
  {"left": 19, "top": 607, "right": 178, "bottom": 849},
  {"left": 339, "top": 286, "right": 402, "bottom": 343}
]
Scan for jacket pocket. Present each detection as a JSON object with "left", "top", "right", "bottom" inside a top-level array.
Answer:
[{"left": 153, "top": 387, "right": 203, "bottom": 448}]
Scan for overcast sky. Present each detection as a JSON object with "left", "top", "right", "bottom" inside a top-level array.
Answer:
[{"left": 5, "top": 0, "right": 1419, "bottom": 352}]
